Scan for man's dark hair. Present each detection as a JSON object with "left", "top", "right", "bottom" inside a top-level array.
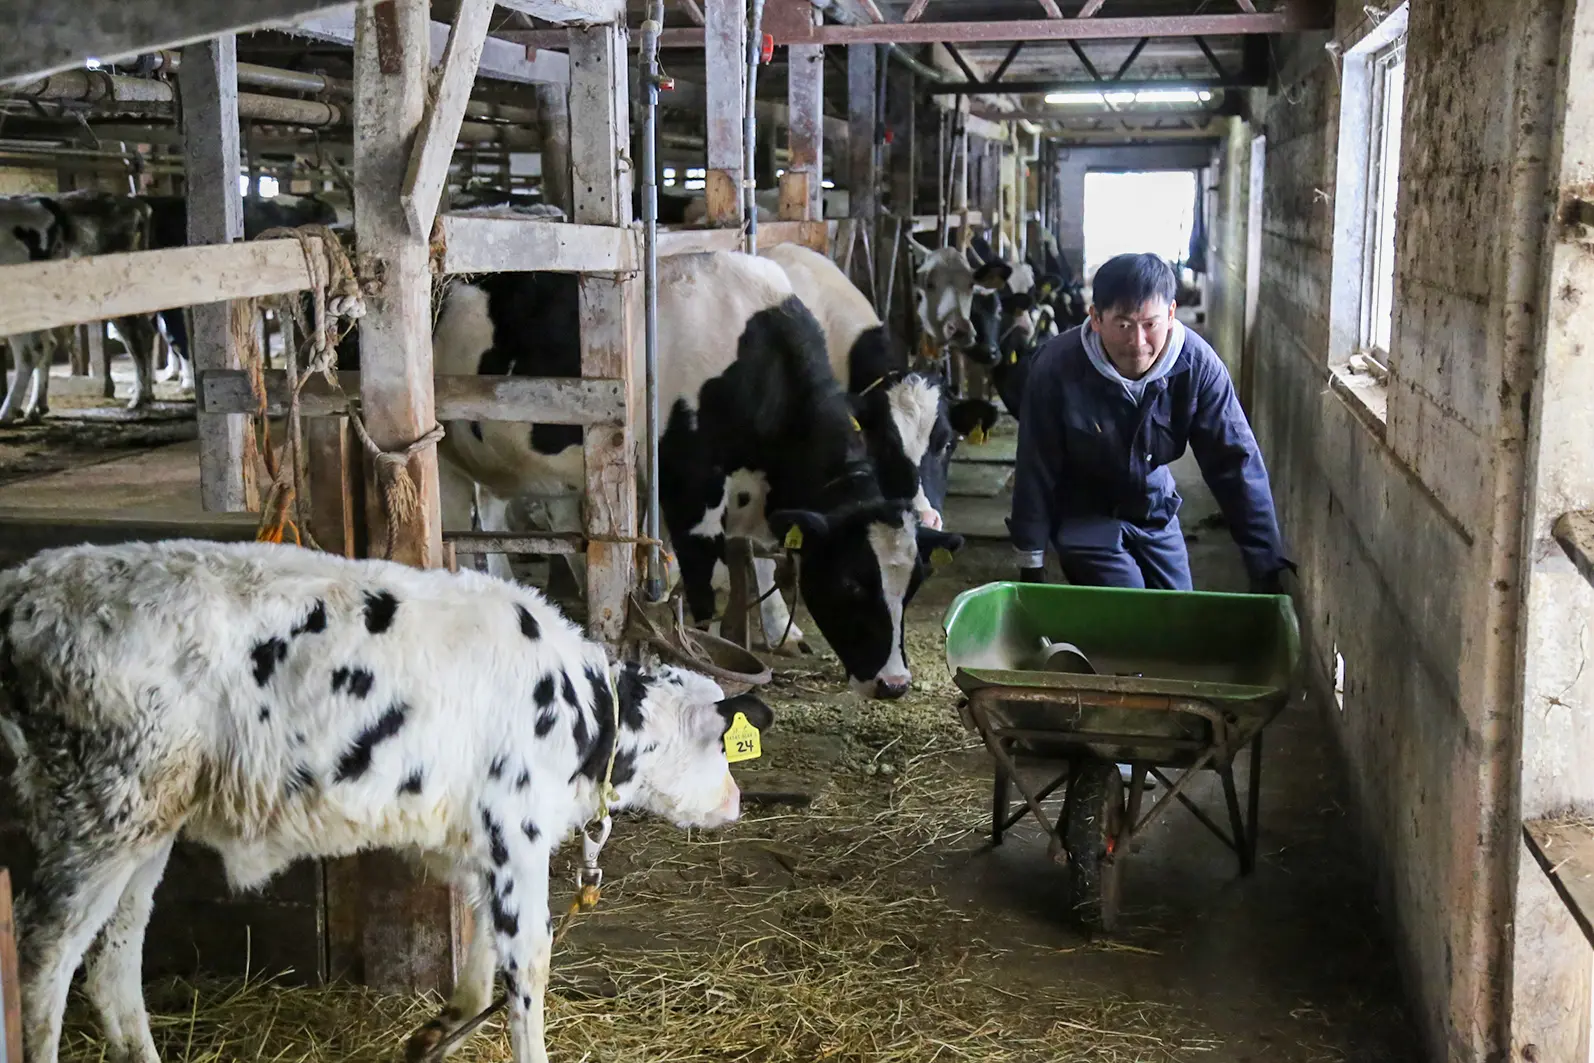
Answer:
[{"left": 1091, "top": 253, "right": 1176, "bottom": 314}]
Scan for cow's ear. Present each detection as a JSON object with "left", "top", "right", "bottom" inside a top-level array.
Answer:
[
  {"left": 768, "top": 509, "right": 830, "bottom": 547},
  {"left": 972, "top": 260, "right": 1013, "bottom": 294},
  {"left": 917, "top": 527, "right": 966, "bottom": 562},
  {"left": 1006, "top": 291, "right": 1035, "bottom": 312},
  {"left": 907, "top": 235, "right": 934, "bottom": 270},
  {"left": 714, "top": 692, "right": 774, "bottom": 735},
  {"left": 948, "top": 399, "right": 999, "bottom": 438}
]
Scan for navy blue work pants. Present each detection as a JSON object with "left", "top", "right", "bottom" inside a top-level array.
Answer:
[{"left": 1054, "top": 516, "right": 1193, "bottom": 591}]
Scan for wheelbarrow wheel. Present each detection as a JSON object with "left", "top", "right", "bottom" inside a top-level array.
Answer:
[{"left": 1062, "top": 761, "right": 1125, "bottom": 932}]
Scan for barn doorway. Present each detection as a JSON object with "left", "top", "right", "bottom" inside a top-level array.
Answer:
[{"left": 1082, "top": 169, "right": 1200, "bottom": 280}]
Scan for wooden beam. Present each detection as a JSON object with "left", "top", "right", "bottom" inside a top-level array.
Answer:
[
  {"left": 1524, "top": 818, "right": 1594, "bottom": 950},
  {"left": 785, "top": 11, "right": 1327, "bottom": 44},
  {"left": 181, "top": 34, "right": 256, "bottom": 515},
  {"left": 200, "top": 370, "right": 627, "bottom": 424},
  {"left": 783, "top": 35, "right": 824, "bottom": 221},
  {"left": 705, "top": 0, "right": 747, "bottom": 228},
  {"left": 401, "top": 0, "right": 494, "bottom": 238},
  {"left": 570, "top": 21, "right": 638, "bottom": 645},
  {"left": 0, "top": 238, "right": 323, "bottom": 336},
  {"left": 492, "top": 0, "right": 625, "bottom": 21},
  {"left": 903, "top": 0, "right": 931, "bottom": 19},
  {"left": 289, "top": 13, "right": 571, "bottom": 84},
  {"left": 437, "top": 215, "right": 636, "bottom": 273},
  {"left": 0, "top": 0, "right": 356, "bottom": 85},
  {"left": 444, "top": 531, "right": 585, "bottom": 555},
  {"left": 0, "top": 871, "right": 19, "bottom": 1063}
]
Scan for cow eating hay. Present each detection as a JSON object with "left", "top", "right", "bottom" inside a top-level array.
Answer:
[{"left": 0, "top": 539, "right": 772, "bottom": 1063}]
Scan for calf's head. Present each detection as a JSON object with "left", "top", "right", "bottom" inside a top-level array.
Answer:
[{"left": 606, "top": 660, "right": 775, "bottom": 830}]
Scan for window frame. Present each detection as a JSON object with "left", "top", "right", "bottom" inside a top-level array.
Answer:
[{"left": 1358, "top": 35, "right": 1407, "bottom": 364}]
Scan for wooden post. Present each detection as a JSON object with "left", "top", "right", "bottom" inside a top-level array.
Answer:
[
  {"left": 571, "top": 21, "right": 637, "bottom": 644},
  {"left": 535, "top": 83, "right": 573, "bottom": 216},
  {"left": 354, "top": 0, "right": 443, "bottom": 570},
  {"left": 0, "top": 870, "right": 19, "bottom": 1063},
  {"left": 180, "top": 34, "right": 257, "bottom": 513},
  {"left": 704, "top": 0, "right": 746, "bottom": 228},
  {"left": 847, "top": 43, "right": 877, "bottom": 298},
  {"left": 400, "top": 0, "right": 495, "bottom": 237},
  {"left": 884, "top": 61, "right": 915, "bottom": 335},
  {"left": 781, "top": 38, "right": 823, "bottom": 222},
  {"left": 335, "top": 0, "right": 454, "bottom": 995}
]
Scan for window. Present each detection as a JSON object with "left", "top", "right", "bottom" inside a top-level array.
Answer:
[
  {"left": 1326, "top": 3, "right": 1409, "bottom": 423},
  {"left": 1360, "top": 37, "right": 1405, "bottom": 362}
]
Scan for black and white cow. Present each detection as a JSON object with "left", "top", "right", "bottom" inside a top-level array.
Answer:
[
  {"left": 434, "top": 251, "right": 942, "bottom": 698},
  {"left": 0, "top": 192, "right": 157, "bottom": 424},
  {"left": 759, "top": 241, "right": 998, "bottom": 527},
  {"left": 907, "top": 235, "right": 1013, "bottom": 368},
  {"left": 0, "top": 539, "right": 771, "bottom": 1063},
  {"left": 0, "top": 195, "right": 70, "bottom": 424}
]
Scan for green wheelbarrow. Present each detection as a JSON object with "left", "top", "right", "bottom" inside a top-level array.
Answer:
[{"left": 942, "top": 581, "right": 1301, "bottom": 932}]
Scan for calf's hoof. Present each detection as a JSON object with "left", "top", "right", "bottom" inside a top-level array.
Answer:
[
  {"left": 403, "top": 1019, "right": 450, "bottom": 1063},
  {"left": 22, "top": 407, "right": 45, "bottom": 425}
]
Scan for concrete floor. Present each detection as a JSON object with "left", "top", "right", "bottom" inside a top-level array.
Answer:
[{"left": 923, "top": 427, "right": 1417, "bottom": 1061}]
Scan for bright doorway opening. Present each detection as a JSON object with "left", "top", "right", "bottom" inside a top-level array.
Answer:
[{"left": 1082, "top": 170, "right": 1198, "bottom": 281}]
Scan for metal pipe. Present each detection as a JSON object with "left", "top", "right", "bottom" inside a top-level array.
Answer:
[
  {"left": 10, "top": 68, "right": 174, "bottom": 104},
  {"left": 641, "top": 0, "right": 666, "bottom": 602},
  {"left": 236, "top": 62, "right": 352, "bottom": 97},
  {"left": 237, "top": 92, "right": 343, "bottom": 125},
  {"left": 743, "top": 0, "right": 767, "bottom": 252},
  {"left": 808, "top": 0, "right": 949, "bottom": 83}
]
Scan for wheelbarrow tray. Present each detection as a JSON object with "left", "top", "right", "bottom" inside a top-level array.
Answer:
[
  {"left": 941, "top": 581, "right": 1302, "bottom": 932},
  {"left": 943, "top": 581, "right": 1299, "bottom": 766}
]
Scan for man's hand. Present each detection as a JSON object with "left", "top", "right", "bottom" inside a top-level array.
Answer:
[
  {"left": 1018, "top": 566, "right": 1047, "bottom": 584},
  {"left": 1249, "top": 568, "right": 1292, "bottom": 596}
]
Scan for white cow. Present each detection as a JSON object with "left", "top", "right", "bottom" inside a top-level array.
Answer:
[{"left": 0, "top": 539, "right": 772, "bottom": 1063}]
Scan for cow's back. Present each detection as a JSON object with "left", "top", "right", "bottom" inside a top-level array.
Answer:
[{"left": 760, "top": 242, "right": 877, "bottom": 383}]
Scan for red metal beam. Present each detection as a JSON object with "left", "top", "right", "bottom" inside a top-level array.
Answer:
[
  {"left": 1037, "top": 0, "right": 1064, "bottom": 15},
  {"left": 1076, "top": 0, "right": 1108, "bottom": 15},
  {"left": 780, "top": 9, "right": 1328, "bottom": 44},
  {"left": 903, "top": 0, "right": 930, "bottom": 18}
]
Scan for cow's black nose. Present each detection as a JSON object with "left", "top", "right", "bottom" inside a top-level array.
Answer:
[{"left": 875, "top": 676, "right": 911, "bottom": 699}]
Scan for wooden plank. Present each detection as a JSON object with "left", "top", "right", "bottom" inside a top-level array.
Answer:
[
  {"left": 437, "top": 215, "right": 635, "bottom": 273},
  {"left": 0, "top": 238, "right": 320, "bottom": 337},
  {"left": 1525, "top": 818, "right": 1594, "bottom": 950},
  {"left": 704, "top": 0, "right": 746, "bottom": 228},
  {"left": 0, "top": 0, "right": 356, "bottom": 84},
  {"left": 346, "top": 0, "right": 455, "bottom": 995},
  {"left": 400, "top": 0, "right": 494, "bottom": 238},
  {"left": 793, "top": 11, "right": 1328, "bottom": 44},
  {"left": 570, "top": 21, "right": 637, "bottom": 645},
  {"left": 656, "top": 227, "right": 742, "bottom": 256},
  {"left": 785, "top": 39, "right": 823, "bottom": 221},
  {"left": 289, "top": 13, "right": 571, "bottom": 85},
  {"left": 493, "top": 0, "right": 625, "bottom": 21},
  {"left": 200, "top": 369, "right": 626, "bottom": 424},
  {"left": 355, "top": 0, "right": 443, "bottom": 571},
  {"left": 0, "top": 870, "right": 19, "bottom": 1063},
  {"left": 911, "top": 210, "right": 980, "bottom": 232},
  {"left": 445, "top": 531, "right": 585, "bottom": 555},
  {"left": 182, "top": 34, "right": 257, "bottom": 515},
  {"left": 306, "top": 417, "right": 359, "bottom": 557}
]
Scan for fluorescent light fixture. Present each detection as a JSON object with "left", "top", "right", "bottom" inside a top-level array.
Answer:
[{"left": 1045, "top": 86, "right": 1214, "bottom": 106}]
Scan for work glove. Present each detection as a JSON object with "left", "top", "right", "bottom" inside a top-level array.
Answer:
[
  {"left": 1249, "top": 563, "right": 1297, "bottom": 596},
  {"left": 1018, "top": 566, "right": 1047, "bottom": 584}
]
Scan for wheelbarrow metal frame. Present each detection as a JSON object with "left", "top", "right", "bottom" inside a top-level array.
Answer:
[{"left": 966, "top": 685, "right": 1276, "bottom": 876}]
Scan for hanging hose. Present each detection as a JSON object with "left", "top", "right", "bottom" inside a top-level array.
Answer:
[
  {"left": 641, "top": 0, "right": 667, "bottom": 602},
  {"left": 743, "top": 0, "right": 767, "bottom": 252}
]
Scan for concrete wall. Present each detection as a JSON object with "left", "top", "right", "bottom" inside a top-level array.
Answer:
[{"left": 1233, "top": 0, "right": 1576, "bottom": 1057}]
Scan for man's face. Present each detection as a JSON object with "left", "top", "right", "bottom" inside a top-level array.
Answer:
[{"left": 1089, "top": 297, "right": 1175, "bottom": 379}]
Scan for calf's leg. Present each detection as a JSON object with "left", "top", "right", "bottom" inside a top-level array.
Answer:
[
  {"left": 0, "top": 334, "right": 42, "bottom": 424},
  {"left": 487, "top": 855, "right": 552, "bottom": 1063},
  {"left": 83, "top": 835, "right": 176, "bottom": 1063},
  {"left": 18, "top": 842, "right": 150, "bottom": 1063},
  {"left": 115, "top": 315, "right": 157, "bottom": 410},
  {"left": 404, "top": 882, "right": 498, "bottom": 1061},
  {"left": 473, "top": 485, "right": 516, "bottom": 583}
]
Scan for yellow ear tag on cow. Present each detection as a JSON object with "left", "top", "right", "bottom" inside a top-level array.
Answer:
[
  {"left": 931, "top": 546, "right": 954, "bottom": 570},
  {"left": 783, "top": 525, "right": 804, "bottom": 550},
  {"left": 968, "top": 424, "right": 987, "bottom": 446},
  {"left": 724, "top": 712, "right": 762, "bottom": 764},
  {"left": 1008, "top": 350, "right": 1018, "bottom": 365},
  {"left": 849, "top": 415, "right": 862, "bottom": 433}
]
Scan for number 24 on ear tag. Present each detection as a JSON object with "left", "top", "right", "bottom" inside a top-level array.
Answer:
[{"left": 724, "top": 712, "right": 762, "bottom": 764}]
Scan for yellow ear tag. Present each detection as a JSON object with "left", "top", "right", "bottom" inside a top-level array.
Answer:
[
  {"left": 849, "top": 415, "right": 862, "bottom": 433},
  {"left": 968, "top": 425, "right": 987, "bottom": 446},
  {"left": 1008, "top": 350, "right": 1018, "bottom": 365},
  {"left": 783, "top": 525, "right": 804, "bottom": 550},
  {"left": 724, "top": 712, "right": 762, "bottom": 764},
  {"left": 931, "top": 546, "right": 954, "bottom": 570}
]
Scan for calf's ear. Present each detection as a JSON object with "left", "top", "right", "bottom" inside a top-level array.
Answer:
[
  {"left": 948, "top": 399, "right": 999, "bottom": 437},
  {"left": 715, "top": 692, "right": 774, "bottom": 734},
  {"left": 917, "top": 527, "right": 965, "bottom": 561},
  {"left": 972, "top": 260, "right": 1013, "bottom": 294}
]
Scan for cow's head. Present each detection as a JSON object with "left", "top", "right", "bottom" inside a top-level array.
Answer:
[
  {"left": 909, "top": 239, "right": 1011, "bottom": 361},
  {"left": 605, "top": 658, "right": 774, "bottom": 830},
  {"left": 769, "top": 498, "right": 937, "bottom": 699},
  {"left": 850, "top": 372, "right": 997, "bottom": 531}
]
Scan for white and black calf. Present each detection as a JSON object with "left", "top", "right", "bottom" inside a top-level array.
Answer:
[
  {"left": 0, "top": 539, "right": 772, "bottom": 1063},
  {"left": 432, "top": 251, "right": 937, "bottom": 698},
  {"left": 907, "top": 236, "right": 1013, "bottom": 367}
]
